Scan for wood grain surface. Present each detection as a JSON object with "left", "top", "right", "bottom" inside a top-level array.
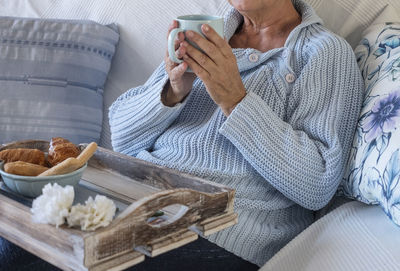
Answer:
[{"left": 0, "top": 141, "right": 237, "bottom": 270}]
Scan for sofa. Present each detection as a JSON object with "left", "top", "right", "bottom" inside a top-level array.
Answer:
[{"left": 1, "top": 0, "right": 400, "bottom": 270}]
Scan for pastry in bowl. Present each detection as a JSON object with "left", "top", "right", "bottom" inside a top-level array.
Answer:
[
  {"left": 0, "top": 161, "right": 87, "bottom": 198},
  {"left": 4, "top": 161, "right": 49, "bottom": 176},
  {"left": 0, "top": 148, "right": 46, "bottom": 166},
  {"left": 48, "top": 137, "right": 81, "bottom": 166},
  {"left": 0, "top": 138, "right": 97, "bottom": 197}
]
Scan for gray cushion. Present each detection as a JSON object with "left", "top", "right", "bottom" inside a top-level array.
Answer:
[{"left": 0, "top": 16, "right": 119, "bottom": 144}]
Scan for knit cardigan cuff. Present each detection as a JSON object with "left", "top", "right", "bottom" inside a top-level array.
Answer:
[
  {"left": 219, "top": 91, "right": 305, "bottom": 204},
  {"left": 219, "top": 91, "right": 284, "bottom": 147}
]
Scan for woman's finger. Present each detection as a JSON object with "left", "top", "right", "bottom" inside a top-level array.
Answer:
[
  {"left": 185, "top": 30, "right": 223, "bottom": 63},
  {"left": 201, "top": 24, "right": 231, "bottom": 57},
  {"left": 183, "top": 41, "right": 217, "bottom": 72},
  {"left": 166, "top": 34, "right": 185, "bottom": 59},
  {"left": 170, "top": 62, "right": 189, "bottom": 80},
  {"left": 165, "top": 43, "right": 187, "bottom": 71},
  {"left": 175, "top": 32, "right": 186, "bottom": 50},
  {"left": 183, "top": 54, "right": 210, "bottom": 82},
  {"left": 166, "top": 24, "right": 186, "bottom": 58},
  {"left": 165, "top": 55, "right": 176, "bottom": 70},
  {"left": 177, "top": 43, "right": 187, "bottom": 58}
]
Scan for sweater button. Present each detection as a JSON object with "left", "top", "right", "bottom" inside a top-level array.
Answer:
[
  {"left": 249, "top": 53, "right": 259, "bottom": 62},
  {"left": 285, "top": 73, "right": 296, "bottom": 83}
]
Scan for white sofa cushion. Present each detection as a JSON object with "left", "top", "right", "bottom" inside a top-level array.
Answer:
[
  {"left": 260, "top": 201, "right": 400, "bottom": 271},
  {"left": 1, "top": 0, "right": 399, "bottom": 148},
  {"left": 0, "top": 0, "right": 231, "bottom": 148},
  {"left": 306, "top": 0, "right": 400, "bottom": 47}
]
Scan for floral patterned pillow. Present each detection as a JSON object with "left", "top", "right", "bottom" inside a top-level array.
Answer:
[{"left": 342, "top": 22, "right": 400, "bottom": 226}]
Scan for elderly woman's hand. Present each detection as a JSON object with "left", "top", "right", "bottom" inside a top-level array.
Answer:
[
  {"left": 181, "top": 24, "right": 246, "bottom": 116},
  {"left": 163, "top": 20, "right": 196, "bottom": 107}
]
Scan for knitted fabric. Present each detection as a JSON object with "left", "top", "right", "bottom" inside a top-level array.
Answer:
[{"left": 109, "top": 0, "right": 364, "bottom": 266}]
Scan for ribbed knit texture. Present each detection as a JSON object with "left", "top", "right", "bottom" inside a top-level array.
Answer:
[{"left": 109, "top": 0, "right": 364, "bottom": 266}]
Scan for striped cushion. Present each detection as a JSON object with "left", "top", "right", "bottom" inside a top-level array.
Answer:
[{"left": 0, "top": 17, "right": 119, "bottom": 144}]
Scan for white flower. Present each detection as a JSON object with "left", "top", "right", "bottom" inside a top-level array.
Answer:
[
  {"left": 31, "top": 184, "right": 116, "bottom": 231},
  {"left": 67, "top": 195, "right": 116, "bottom": 231},
  {"left": 31, "top": 183, "right": 74, "bottom": 227}
]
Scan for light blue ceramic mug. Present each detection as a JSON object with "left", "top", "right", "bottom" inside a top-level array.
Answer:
[{"left": 168, "top": 15, "right": 224, "bottom": 64}]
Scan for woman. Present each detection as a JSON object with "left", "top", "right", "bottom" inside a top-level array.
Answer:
[{"left": 110, "top": 0, "right": 363, "bottom": 269}]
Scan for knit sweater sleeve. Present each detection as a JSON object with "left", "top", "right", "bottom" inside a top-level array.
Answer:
[
  {"left": 219, "top": 38, "right": 364, "bottom": 210},
  {"left": 108, "top": 62, "right": 186, "bottom": 156}
]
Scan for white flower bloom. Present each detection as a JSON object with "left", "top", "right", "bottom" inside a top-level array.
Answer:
[
  {"left": 67, "top": 195, "right": 116, "bottom": 231},
  {"left": 31, "top": 183, "right": 74, "bottom": 227}
]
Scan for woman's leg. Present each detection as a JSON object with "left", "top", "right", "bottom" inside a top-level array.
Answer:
[
  {"left": 0, "top": 237, "right": 258, "bottom": 271},
  {"left": 129, "top": 237, "right": 259, "bottom": 271},
  {"left": 0, "top": 237, "right": 58, "bottom": 271}
]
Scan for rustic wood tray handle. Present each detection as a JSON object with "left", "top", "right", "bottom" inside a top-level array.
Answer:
[
  {"left": 116, "top": 188, "right": 227, "bottom": 243},
  {"left": 85, "top": 188, "right": 228, "bottom": 266}
]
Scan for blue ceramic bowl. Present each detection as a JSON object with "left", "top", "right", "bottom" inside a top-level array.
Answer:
[{"left": 0, "top": 161, "right": 86, "bottom": 198}]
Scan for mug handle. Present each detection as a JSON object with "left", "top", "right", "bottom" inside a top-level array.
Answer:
[{"left": 168, "top": 28, "right": 184, "bottom": 64}]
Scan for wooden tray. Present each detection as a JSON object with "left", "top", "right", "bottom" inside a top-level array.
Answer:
[{"left": 0, "top": 141, "right": 237, "bottom": 271}]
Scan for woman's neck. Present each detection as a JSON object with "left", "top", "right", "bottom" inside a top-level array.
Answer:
[{"left": 229, "top": 1, "right": 301, "bottom": 52}]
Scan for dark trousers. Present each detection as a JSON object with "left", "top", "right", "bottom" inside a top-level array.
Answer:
[{"left": 0, "top": 237, "right": 259, "bottom": 271}]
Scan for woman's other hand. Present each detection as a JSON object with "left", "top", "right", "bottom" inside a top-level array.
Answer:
[
  {"left": 182, "top": 24, "right": 246, "bottom": 116},
  {"left": 163, "top": 20, "right": 196, "bottom": 107}
]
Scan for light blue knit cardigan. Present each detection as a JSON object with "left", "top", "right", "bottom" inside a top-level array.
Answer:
[{"left": 109, "top": 0, "right": 363, "bottom": 266}]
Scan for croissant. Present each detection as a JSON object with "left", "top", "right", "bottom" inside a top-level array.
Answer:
[
  {"left": 48, "top": 137, "right": 80, "bottom": 166},
  {"left": 0, "top": 148, "right": 46, "bottom": 166}
]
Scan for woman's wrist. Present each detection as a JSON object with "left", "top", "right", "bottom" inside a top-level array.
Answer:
[
  {"left": 219, "top": 89, "right": 247, "bottom": 116},
  {"left": 161, "top": 81, "right": 183, "bottom": 107}
]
